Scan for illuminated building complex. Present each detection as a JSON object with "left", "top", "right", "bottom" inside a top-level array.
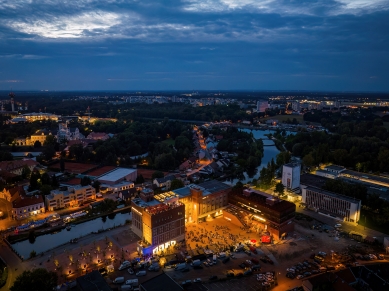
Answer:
[
  {"left": 131, "top": 180, "right": 231, "bottom": 255},
  {"left": 227, "top": 189, "right": 296, "bottom": 240},
  {"left": 131, "top": 197, "right": 185, "bottom": 255},
  {"left": 302, "top": 186, "right": 361, "bottom": 223}
]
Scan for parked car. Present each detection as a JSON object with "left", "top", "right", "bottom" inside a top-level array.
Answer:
[
  {"left": 193, "top": 278, "right": 202, "bottom": 283},
  {"left": 119, "top": 261, "right": 131, "bottom": 271},
  {"left": 209, "top": 275, "right": 218, "bottom": 281}
]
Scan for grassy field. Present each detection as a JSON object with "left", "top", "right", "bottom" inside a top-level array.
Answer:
[
  {"left": 358, "top": 209, "right": 389, "bottom": 235},
  {"left": 259, "top": 114, "right": 305, "bottom": 124}
]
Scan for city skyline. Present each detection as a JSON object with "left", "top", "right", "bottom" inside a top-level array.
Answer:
[{"left": 1, "top": 0, "right": 388, "bottom": 91}]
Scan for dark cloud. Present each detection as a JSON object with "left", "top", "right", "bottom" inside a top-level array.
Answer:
[{"left": 0, "top": 0, "right": 388, "bottom": 90}]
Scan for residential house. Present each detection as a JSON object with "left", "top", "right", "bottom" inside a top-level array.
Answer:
[
  {"left": 12, "top": 194, "right": 45, "bottom": 220},
  {"left": 179, "top": 160, "right": 192, "bottom": 171},
  {"left": 45, "top": 185, "right": 96, "bottom": 211},
  {"left": 153, "top": 175, "right": 176, "bottom": 189},
  {"left": 0, "top": 159, "right": 38, "bottom": 176}
]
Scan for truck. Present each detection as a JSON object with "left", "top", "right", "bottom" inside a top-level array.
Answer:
[
  {"left": 191, "top": 259, "right": 202, "bottom": 267},
  {"left": 175, "top": 263, "right": 187, "bottom": 271}
]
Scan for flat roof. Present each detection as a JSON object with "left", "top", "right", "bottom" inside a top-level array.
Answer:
[
  {"left": 325, "top": 165, "right": 345, "bottom": 171},
  {"left": 97, "top": 167, "right": 136, "bottom": 182},
  {"left": 198, "top": 180, "right": 231, "bottom": 194},
  {"left": 284, "top": 162, "right": 301, "bottom": 168},
  {"left": 86, "top": 166, "right": 116, "bottom": 177},
  {"left": 140, "top": 273, "right": 183, "bottom": 291},
  {"left": 173, "top": 186, "right": 192, "bottom": 198},
  {"left": 342, "top": 170, "right": 389, "bottom": 185},
  {"left": 300, "top": 173, "right": 330, "bottom": 188},
  {"left": 305, "top": 186, "right": 361, "bottom": 204}
]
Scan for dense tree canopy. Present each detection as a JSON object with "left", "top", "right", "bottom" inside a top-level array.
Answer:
[{"left": 10, "top": 268, "right": 58, "bottom": 291}]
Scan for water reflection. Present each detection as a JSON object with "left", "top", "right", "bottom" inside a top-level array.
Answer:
[{"left": 11, "top": 212, "right": 130, "bottom": 259}]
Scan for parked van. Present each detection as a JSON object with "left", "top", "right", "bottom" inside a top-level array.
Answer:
[
  {"left": 119, "top": 261, "right": 131, "bottom": 270},
  {"left": 121, "top": 285, "right": 132, "bottom": 291},
  {"left": 148, "top": 263, "right": 160, "bottom": 271},
  {"left": 191, "top": 259, "right": 201, "bottom": 267},
  {"left": 125, "top": 279, "right": 139, "bottom": 287},
  {"left": 113, "top": 277, "right": 125, "bottom": 284},
  {"left": 136, "top": 271, "right": 146, "bottom": 276},
  {"left": 175, "top": 263, "right": 187, "bottom": 271}
]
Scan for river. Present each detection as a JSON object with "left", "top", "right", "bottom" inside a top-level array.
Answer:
[
  {"left": 227, "top": 129, "right": 294, "bottom": 184},
  {"left": 11, "top": 212, "right": 131, "bottom": 259}
]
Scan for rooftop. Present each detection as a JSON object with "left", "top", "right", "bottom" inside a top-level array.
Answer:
[
  {"left": 12, "top": 195, "right": 44, "bottom": 208},
  {"left": 145, "top": 201, "right": 183, "bottom": 215},
  {"left": 97, "top": 167, "right": 137, "bottom": 182},
  {"left": 86, "top": 166, "right": 116, "bottom": 177},
  {"left": 325, "top": 165, "right": 346, "bottom": 171},
  {"left": 284, "top": 162, "right": 301, "bottom": 168},
  {"left": 154, "top": 191, "right": 179, "bottom": 202},
  {"left": 300, "top": 173, "right": 330, "bottom": 188},
  {"left": 140, "top": 272, "right": 183, "bottom": 291},
  {"left": 230, "top": 189, "right": 296, "bottom": 213},
  {"left": 199, "top": 179, "right": 231, "bottom": 194},
  {"left": 306, "top": 186, "right": 361, "bottom": 204}
]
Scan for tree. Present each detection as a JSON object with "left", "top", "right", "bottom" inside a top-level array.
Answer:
[
  {"left": 356, "top": 162, "right": 362, "bottom": 172},
  {"left": 21, "top": 165, "right": 31, "bottom": 179},
  {"left": 10, "top": 268, "right": 58, "bottom": 291},
  {"left": 40, "top": 184, "right": 53, "bottom": 196},
  {"left": 170, "top": 179, "right": 184, "bottom": 190},
  {"left": 274, "top": 182, "right": 285, "bottom": 197},
  {"left": 42, "top": 145, "right": 55, "bottom": 161},
  {"left": 92, "top": 180, "right": 101, "bottom": 192},
  {"left": 81, "top": 176, "right": 91, "bottom": 186},
  {"left": 28, "top": 171, "right": 41, "bottom": 191},
  {"left": 59, "top": 158, "right": 65, "bottom": 172},
  {"left": 33, "top": 141, "right": 42, "bottom": 148},
  {"left": 51, "top": 175, "right": 59, "bottom": 188},
  {"left": 303, "top": 153, "right": 315, "bottom": 168},
  {"left": 0, "top": 151, "right": 13, "bottom": 162},
  {"left": 135, "top": 175, "right": 145, "bottom": 184},
  {"left": 152, "top": 171, "right": 164, "bottom": 180},
  {"left": 41, "top": 172, "right": 51, "bottom": 185}
]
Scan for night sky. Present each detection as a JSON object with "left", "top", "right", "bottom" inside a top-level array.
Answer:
[{"left": 0, "top": 0, "right": 388, "bottom": 91}]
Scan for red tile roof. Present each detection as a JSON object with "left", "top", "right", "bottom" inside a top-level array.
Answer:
[
  {"left": 12, "top": 195, "right": 43, "bottom": 208},
  {"left": 0, "top": 159, "right": 38, "bottom": 172}
]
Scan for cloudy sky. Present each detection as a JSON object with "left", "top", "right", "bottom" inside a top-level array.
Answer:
[{"left": 0, "top": 0, "right": 388, "bottom": 91}]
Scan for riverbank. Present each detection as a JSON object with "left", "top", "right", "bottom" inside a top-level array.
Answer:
[{"left": 6, "top": 206, "right": 131, "bottom": 244}]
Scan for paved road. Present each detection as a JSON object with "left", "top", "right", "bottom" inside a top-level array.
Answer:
[{"left": 296, "top": 206, "right": 386, "bottom": 243}]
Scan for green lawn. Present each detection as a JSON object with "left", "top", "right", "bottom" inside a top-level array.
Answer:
[
  {"left": 358, "top": 209, "right": 389, "bottom": 235},
  {"left": 259, "top": 114, "right": 305, "bottom": 124}
]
